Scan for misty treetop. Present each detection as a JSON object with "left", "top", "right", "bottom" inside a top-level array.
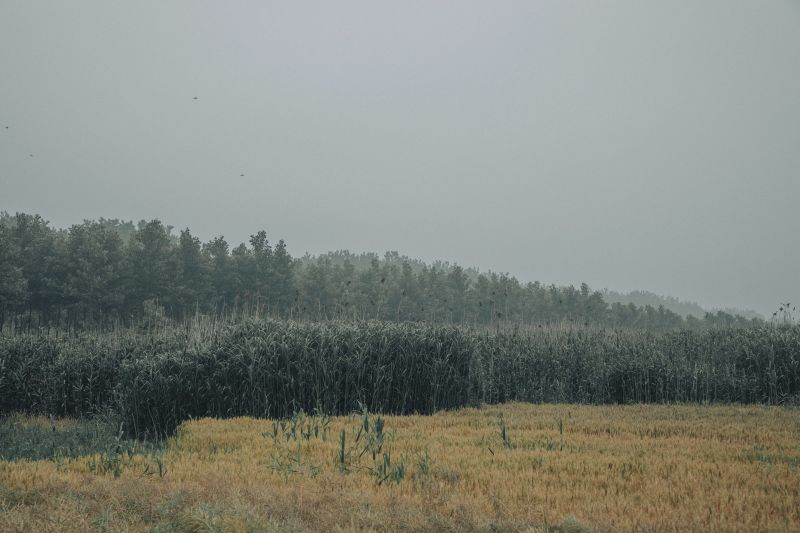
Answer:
[
  {"left": 0, "top": 211, "right": 761, "bottom": 331},
  {"left": 601, "top": 289, "right": 763, "bottom": 321}
]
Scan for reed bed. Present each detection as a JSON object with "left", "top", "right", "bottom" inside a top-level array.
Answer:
[{"left": 1, "top": 320, "right": 798, "bottom": 437}]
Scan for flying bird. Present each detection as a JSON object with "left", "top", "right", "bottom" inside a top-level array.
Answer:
[{"left": 192, "top": 96, "right": 199, "bottom": 100}]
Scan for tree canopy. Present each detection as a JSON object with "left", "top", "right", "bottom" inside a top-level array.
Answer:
[{"left": 0, "top": 211, "right": 762, "bottom": 332}]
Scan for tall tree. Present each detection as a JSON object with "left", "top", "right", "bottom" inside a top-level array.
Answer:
[
  {"left": 174, "top": 228, "right": 209, "bottom": 315},
  {"left": 0, "top": 223, "right": 27, "bottom": 327},
  {"left": 248, "top": 230, "right": 273, "bottom": 310},
  {"left": 126, "top": 220, "right": 177, "bottom": 314},
  {"left": 63, "top": 221, "right": 125, "bottom": 323},
  {"left": 270, "top": 239, "right": 295, "bottom": 313},
  {"left": 203, "top": 236, "right": 234, "bottom": 312},
  {"left": 10, "top": 213, "right": 64, "bottom": 325}
]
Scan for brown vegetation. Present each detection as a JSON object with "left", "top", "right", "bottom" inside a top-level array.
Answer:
[{"left": 2, "top": 403, "right": 799, "bottom": 531}]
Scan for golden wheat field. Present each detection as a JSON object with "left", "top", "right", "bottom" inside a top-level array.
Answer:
[{"left": 1, "top": 403, "right": 799, "bottom": 532}]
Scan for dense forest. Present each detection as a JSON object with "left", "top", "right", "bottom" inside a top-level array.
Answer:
[{"left": 0, "top": 211, "right": 764, "bottom": 332}]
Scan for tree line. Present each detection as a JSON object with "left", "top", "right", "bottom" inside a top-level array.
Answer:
[
  {"left": 0, "top": 212, "right": 761, "bottom": 331},
  {"left": 601, "top": 289, "right": 762, "bottom": 321}
]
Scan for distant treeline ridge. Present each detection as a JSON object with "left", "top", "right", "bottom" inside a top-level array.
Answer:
[{"left": 0, "top": 211, "right": 762, "bottom": 331}]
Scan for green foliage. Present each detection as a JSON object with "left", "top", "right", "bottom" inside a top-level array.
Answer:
[
  {"left": 0, "top": 210, "right": 766, "bottom": 332},
  {"left": 417, "top": 448, "right": 431, "bottom": 477},
  {"left": 0, "top": 414, "right": 159, "bottom": 462},
  {"left": 373, "top": 451, "right": 405, "bottom": 485},
  {"left": 142, "top": 298, "right": 166, "bottom": 326},
  {"left": 0, "top": 222, "right": 27, "bottom": 318},
  {"left": 499, "top": 415, "right": 512, "bottom": 449},
  {"left": 1, "top": 319, "right": 798, "bottom": 439}
]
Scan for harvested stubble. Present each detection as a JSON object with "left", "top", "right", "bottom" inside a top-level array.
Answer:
[
  {"left": 1, "top": 320, "right": 799, "bottom": 438},
  {"left": 1, "top": 403, "right": 799, "bottom": 532}
]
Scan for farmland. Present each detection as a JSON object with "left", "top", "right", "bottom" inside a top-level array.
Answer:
[{"left": 2, "top": 403, "right": 799, "bottom": 532}]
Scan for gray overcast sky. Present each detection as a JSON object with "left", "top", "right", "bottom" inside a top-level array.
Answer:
[{"left": 1, "top": 1, "right": 798, "bottom": 315}]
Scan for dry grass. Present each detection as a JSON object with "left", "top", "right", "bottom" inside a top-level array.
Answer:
[{"left": 2, "top": 403, "right": 799, "bottom": 532}]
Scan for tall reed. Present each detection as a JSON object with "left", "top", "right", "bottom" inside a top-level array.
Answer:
[{"left": 1, "top": 319, "right": 798, "bottom": 437}]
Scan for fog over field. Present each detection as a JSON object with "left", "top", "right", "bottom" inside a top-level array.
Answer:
[{"left": 1, "top": 1, "right": 798, "bottom": 316}]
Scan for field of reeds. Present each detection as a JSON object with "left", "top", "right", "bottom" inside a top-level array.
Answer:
[
  {"left": 2, "top": 319, "right": 800, "bottom": 438},
  {"left": 1, "top": 403, "right": 799, "bottom": 532}
]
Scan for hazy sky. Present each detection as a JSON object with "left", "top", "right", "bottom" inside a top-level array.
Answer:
[{"left": 1, "top": 1, "right": 798, "bottom": 315}]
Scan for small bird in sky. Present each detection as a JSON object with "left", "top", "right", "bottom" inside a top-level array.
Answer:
[
  {"left": 192, "top": 96, "right": 199, "bottom": 100},
  {"left": 240, "top": 174, "right": 245, "bottom": 177},
  {"left": 29, "top": 154, "right": 33, "bottom": 157}
]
